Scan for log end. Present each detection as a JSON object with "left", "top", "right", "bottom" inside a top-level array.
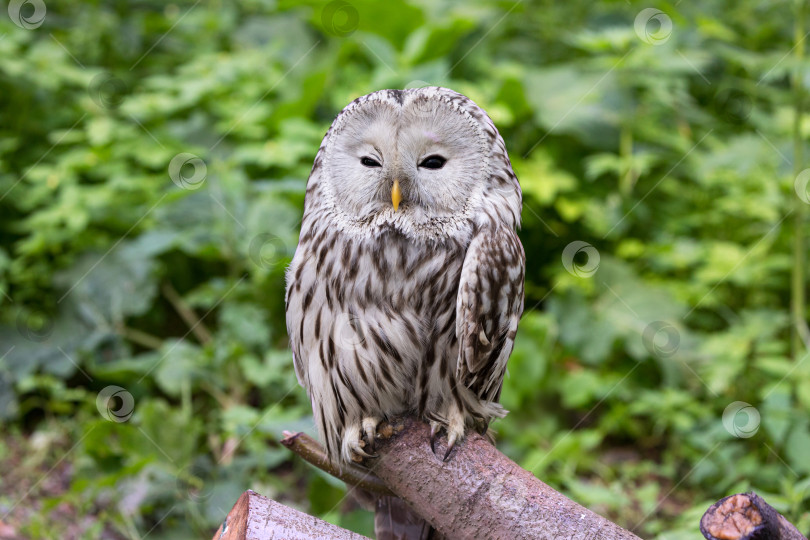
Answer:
[
  {"left": 212, "top": 491, "right": 250, "bottom": 540},
  {"left": 700, "top": 493, "right": 764, "bottom": 540},
  {"left": 700, "top": 492, "right": 806, "bottom": 540}
]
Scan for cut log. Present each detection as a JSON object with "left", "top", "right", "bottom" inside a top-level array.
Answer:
[
  {"left": 700, "top": 492, "right": 807, "bottom": 540},
  {"left": 211, "top": 490, "right": 369, "bottom": 540}
]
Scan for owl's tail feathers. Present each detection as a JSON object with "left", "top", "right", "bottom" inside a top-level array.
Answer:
[{"left": 374, "top": 495, "right": 443, "bottom": 540}]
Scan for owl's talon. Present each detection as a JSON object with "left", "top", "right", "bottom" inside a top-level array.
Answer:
[
  {"left": 437, "top": 405, "right": 466, "bottom": 462},
  {"left": 429, "top": 423, "right": 441, "bottom": 454},
  {"left": 350, "top": 441, "right": 377, "bottom": 459},
  {"left": 443, "top": 432, "right": 458, "bottom": 461},
  {"left": 342, "top": 425, "right": 380, "bottom": 461},
  {"left": 362, "top": 416, "right": 380, "bottom": 452}
]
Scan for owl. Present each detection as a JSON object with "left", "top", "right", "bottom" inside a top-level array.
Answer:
[{"left": 285, "top": 87, "right": 524, "bottom": 465}]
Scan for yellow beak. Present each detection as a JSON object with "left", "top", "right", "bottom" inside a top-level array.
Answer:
[{"left": 391, "top": 178, "right": 401, "bottom": 211}]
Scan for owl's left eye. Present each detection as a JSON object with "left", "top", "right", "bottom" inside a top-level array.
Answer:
[
  {"left": 361, "top": 157, "right": 382, "bottom": 167},
  {"left": 419, "top": 155, "right": 446, "bottom": 169}
]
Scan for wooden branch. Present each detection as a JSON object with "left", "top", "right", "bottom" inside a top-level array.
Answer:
[
  {"left": 280, "top": 430, "right": 393, "bottom": 496},
  {"left": 364, "top": 417, "right": 641, "bottom": 539},
  {"left": 282, "top": 417, "right": 641, "bottom": 539},
  {"left": 211, "top": 490, "right": 369, "bottom": 540},
  {"left": 701, "top": 492, "right": 808, "bottom": 540}
]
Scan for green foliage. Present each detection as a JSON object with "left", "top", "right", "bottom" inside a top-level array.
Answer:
[{"left": 1, "top": 0, "right": 810, "bottom": 538}]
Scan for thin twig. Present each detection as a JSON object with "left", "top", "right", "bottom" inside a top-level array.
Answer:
[
  {"left": 162, "top": 282, "right": 213, "bottom": 345},
  {"left": 280, "top": 431, "right": 393, "bottom": 496},
  {"left": 117, "top": 324, "right": 164, "bottom": 349}
]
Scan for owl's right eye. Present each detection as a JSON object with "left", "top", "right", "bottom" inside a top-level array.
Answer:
[{"left": 361, "top": 157, "right": 382, "bottom": 168}]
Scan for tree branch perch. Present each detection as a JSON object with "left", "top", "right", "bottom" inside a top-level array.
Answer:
[
  {"left": 283, "top": 417, "right": 641, "bottom": 539},
  {"left": 255, "top": 419, "right": 810, "bottom": 540}
]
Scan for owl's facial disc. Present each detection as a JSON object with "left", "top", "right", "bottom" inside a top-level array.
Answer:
[{"left": 325, "top": 92, "right": 488, "bottom": 224}]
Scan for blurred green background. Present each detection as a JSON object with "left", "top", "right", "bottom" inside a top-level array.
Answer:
[{"left": 2, "top": 0, "right": 810, "bottom": 538}]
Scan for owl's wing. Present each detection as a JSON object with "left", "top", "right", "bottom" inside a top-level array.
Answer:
[
  {"left": 285, "top": 258, "right": 309, "bottom": 390},
  {"left": 456, "top": 227, "right": 525, "bottom": 403}
]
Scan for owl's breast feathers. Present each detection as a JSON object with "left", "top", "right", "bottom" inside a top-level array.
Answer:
[
  {"left": 287, "top": 224, "right": 467, "bottom": 376},
  {"left": 285, "top": 214, "right": 523, "bottom": 459}
]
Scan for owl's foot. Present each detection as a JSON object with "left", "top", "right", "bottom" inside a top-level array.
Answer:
[
  {"left": 361, "top": 416, "right": 382, "bottom": 452},
  {"left": 342, "top": 423, "right": 378, "bottom": 463},
  {"left": 429, "top": 406, "right": 466, "bottom": 462}
]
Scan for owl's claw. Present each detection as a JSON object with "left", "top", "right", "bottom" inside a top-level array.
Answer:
[
  {"left": 428, "top": 421, "right": 459, "bottom": 461},
  {"left": 357, "top": 448, "right": 378, "bottom": 459},
  {"left": 362, "top": 416, "right": 380, "bottom": 453},
  {"left": 430, "top": 405, "right": 466, "bottom": 462},
  {"left": 343, "top": 424, "right": 379, "bottom": 462},
  {"left": 429, "top": 422, "right": 441, "bottom": 454},
  {"left": 349, "top": 439, "right": 377, "bottom": 460},
  {"left": 443, "top": 431, "right": 458, "bottom": 461}
]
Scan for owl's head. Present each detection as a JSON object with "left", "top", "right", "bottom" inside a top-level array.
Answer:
[{"left": 309, "top": 87, "right": 520, "bottom": 239}]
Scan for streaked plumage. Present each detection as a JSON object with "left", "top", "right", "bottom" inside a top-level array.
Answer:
[{"left": 285, "top": 87, "right": 524, "bottom": 467}]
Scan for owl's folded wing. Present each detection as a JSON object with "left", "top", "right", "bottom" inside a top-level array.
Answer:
[{"left": 456, "top": 227, "right": 525, "bottom": 403}]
